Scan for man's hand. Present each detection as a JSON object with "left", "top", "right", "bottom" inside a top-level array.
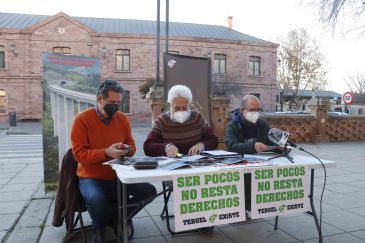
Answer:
[
  {"left": 188, "top": 142, "right": 205, "bottom": 155},
  {"left": 105, "top": 142, "right": 129, "bottom": 159},
  {"left": 165, "top": 144, "right": 179, "bottom": 158},
  {"left": 254, "top": 142, "right": 268, "bottom": 153}
]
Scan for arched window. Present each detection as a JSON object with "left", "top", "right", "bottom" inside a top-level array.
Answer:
[
  {"left": 52, "top": 47, "right": 71, "bottom": 55},
  {"left": 0, "top": 89, "right": 6, "bottom": 113},
  {"left": 120, "top": 90, "right": 130, "bottom": 113},
  {"left": 0, "top": 46, "right": 5, "bottom": 69}
]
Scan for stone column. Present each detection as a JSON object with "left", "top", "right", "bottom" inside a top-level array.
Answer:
[
  {"left": 308, "top": 97, "right": 330, "bottom": 143},
  {"left": 145, "top": 85, "right": 165, "bottom": 125},
  {"left": 211, "top": 95, "right": 230, "bottom": 147}
]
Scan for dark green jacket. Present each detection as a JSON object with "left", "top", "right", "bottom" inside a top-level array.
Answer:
[{"left": 225, "top": 112, "right": 274, "bottom": 154}]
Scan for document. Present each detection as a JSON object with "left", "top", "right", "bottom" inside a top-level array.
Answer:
[
  {"left": 201, "top": 150, "right": 241, "bottom": 158},
  {"left": 159, "top": 161, "right": 192, "bottom": 170},
  {"left": 179, "top": 155, "right": 207, "bottom": 161}
]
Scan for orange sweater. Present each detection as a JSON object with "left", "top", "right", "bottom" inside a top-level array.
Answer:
[{"left": 71, "top": 108, "right": 136, "bottom": 180}]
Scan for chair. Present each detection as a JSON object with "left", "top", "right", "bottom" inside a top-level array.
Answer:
[
  {"left": 53, "top": 149, "right": 92, "bottom": 243},
  {"left": 54, "top": 148, "right": 138, "bottom": 242},
  {"left": 65, "top": 191, "right": 93, "bottom": 243}
]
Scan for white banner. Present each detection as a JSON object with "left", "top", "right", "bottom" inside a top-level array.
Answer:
[
  {"left": 173, "top": 169, "right": 246, "bottom": 232},
  {"left": 251, "top": 166, "right": 310, "bottom": 219}
]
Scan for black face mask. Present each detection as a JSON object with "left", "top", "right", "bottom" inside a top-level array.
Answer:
[{"left": 103, "top": 104, "right": 119, "bottom": 117}]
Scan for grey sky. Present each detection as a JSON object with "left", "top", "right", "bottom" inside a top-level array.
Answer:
[{"left": 2, "top": 0, "right": 364, "bottom": 93}]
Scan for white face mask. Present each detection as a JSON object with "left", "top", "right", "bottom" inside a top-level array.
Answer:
[
  {"left": 173, "top": 111, "right": 190, "bottom": 123},
  {"left": 243, "top": 111, "right": 259, "bottom": 124}
]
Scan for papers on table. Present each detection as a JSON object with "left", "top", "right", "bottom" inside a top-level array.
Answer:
[
  {"left": 179, "top": 155, "right": 207, "bottom": 161},
  {"left": 158, "top": 155, "right": 214, "bottom": 170},
  {"left": 216, "top": 155, "right": 277, "bottom": 167},
  {"left": 159, "top": 161, "right": 193, "bottom": 170},
  {"left": 103, "top": 157, "right": 165, "bottom": 166},
  {"left": 201, "top": 150, "right": 241, "bottom": 158},
  {"left": 104, "top": 151, "right": 279, "bottom": 171}
]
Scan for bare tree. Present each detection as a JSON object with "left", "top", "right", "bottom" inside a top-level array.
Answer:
[
  {"left": 312, "top": 0, "right": 365, "bottom": 33},
  {"left": 277, "top": 28, "right": 327, "bottom": 110},
  {"left": 345, "top": 71, "right": 365, "bottom": 93},
  {"left": 211, "top": 75, "right": 240, "bottom": 96}
]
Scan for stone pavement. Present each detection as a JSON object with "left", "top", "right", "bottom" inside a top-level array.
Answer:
[
  {"left": 0, "top": 122, "right": 51, "bottom": 243},
  {"left": 1, "top": 121, "right": 365, "bottom": 243}
]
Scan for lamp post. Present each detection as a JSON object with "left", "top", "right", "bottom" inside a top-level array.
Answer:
[
  {"left": 277, "top": 58, "right": 282, "bottom": 111},
  {"left": 155, "top": 0, "right": 161, "bottom": 86},
  {"left": 165, "top": 0, "right": 169, "bottom": 53}
]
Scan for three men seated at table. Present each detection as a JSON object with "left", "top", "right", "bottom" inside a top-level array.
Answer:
[{"left": 69, "top": 81, "right": 276, "bottom": 241}]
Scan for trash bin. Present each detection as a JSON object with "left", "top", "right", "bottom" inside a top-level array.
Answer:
[{"left": 9, "top": 112, "right": 16, "bottom": 127}]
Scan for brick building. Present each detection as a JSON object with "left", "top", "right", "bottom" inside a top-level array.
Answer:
[{"left": 0, "top": 12, "right": 278, "bottom": 122}]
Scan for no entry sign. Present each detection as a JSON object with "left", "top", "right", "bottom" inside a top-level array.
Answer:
[{"left": 343, "top": 92, "right": 353, "bottom": 105}]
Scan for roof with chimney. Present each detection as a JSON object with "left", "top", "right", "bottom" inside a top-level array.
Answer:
[{"left": 0, "top": 12, "right": 269, "bottom": 43}]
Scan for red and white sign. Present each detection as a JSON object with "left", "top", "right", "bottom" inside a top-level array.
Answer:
[{"left": 343, "top": 92, "right": 353, "bottom": 105}]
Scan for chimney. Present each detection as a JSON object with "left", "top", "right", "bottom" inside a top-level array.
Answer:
[{"left": 227, "top": 16, "right": 233, "bottom": 29}]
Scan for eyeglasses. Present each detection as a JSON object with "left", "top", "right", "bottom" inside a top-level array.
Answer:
[{"left": 244, "top": 108, "right": 263, "bottom": 112}]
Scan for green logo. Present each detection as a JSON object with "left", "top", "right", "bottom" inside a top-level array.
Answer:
[
  {"left": 209, "top": 214, "right": 218, "bottom": 223},
  {"left": 278, "top": 204, "right": 286, "bottom": 213}
]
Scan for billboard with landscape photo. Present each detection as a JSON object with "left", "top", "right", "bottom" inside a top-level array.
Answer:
[{"left": 42, "top": 53, "right": 100, "bottom": 184}]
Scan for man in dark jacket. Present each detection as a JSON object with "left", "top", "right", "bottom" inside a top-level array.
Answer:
[
  {"left": 225, "top": 94, "right": 277, "bottom": 212},
  {"left": 225, "top": 94, "right": 275, "bottom": 154}
]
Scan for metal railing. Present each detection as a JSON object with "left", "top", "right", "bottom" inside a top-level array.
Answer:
[{"left": 48, "top": 85, "right": 96, "bottom": 167}]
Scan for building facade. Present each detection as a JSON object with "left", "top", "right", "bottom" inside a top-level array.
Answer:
[{"left": 0, "top": 12, "right": 278, "bottom": 122}]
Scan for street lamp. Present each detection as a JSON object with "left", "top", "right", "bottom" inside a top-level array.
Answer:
[
  {"left": 277, "top": 58, "right": 282, "bottom": 111},
  {"left": 155, "top": 0, "right": 161, "bottom": 86}
]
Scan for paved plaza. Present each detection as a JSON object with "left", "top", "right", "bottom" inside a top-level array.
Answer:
[{"left": 1, "top": 122, "right": 365, "bottom": 243}]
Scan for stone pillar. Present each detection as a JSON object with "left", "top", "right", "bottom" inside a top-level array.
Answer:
[
  {"left": 145, "top": 85, "right": 165, "bottom": 125},
  {"left": 211, "top": 96, "right": 230, "bottom": 148},
  {"left": 308, "top": 97, "right": 330, "bottom": 143}
]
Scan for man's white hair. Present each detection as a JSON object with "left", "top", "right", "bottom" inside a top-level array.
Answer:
[{"left": 167, "top": 85, "right": 193, "bottom": 104}]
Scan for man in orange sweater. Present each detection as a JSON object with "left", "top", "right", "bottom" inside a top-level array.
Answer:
[{"left": 71, "top": 80, "right": 156, "bottom": 243}]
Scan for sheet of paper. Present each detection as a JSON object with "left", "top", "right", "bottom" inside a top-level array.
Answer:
[
  {"left": 180, "top": 155, "right": 207, "bottom": 161},
  {"left": 201, "top": 150, "right": 239, "bottom": 156}
]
